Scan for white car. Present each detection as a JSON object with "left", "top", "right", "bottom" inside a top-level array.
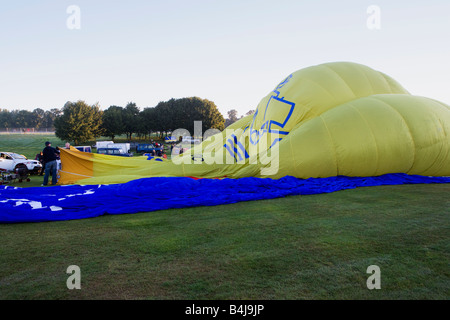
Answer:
[{"left": 0, "top": 152, "right": 42, "bottom": 174}]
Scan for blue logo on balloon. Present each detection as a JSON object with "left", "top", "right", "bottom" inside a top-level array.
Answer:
[{"left": 224, "top": 74, "right": 296, "bottom": 161}]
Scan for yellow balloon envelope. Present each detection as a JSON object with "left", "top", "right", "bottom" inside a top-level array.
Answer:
[{"left": 58, "top": 62, "right": 450, "bottom": 185}]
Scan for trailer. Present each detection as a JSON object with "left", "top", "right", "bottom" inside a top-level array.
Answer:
[
  {"left": 107, "top": 143, "right": 131, "bottom": 154},
  {"left": 95, "top": 141, "right": 114, "bottom": 149}
]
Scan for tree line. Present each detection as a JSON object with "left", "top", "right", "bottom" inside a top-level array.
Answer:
[
  {"left": 100, "top": 97, "right": 227, "bottom": 141},
  {"left": 54, "top": 97, "right": 251, "bottom": 145},
  {"left": 0, "top": 108, "right": 61, "bottom": 131},
  {"left": 2, "top": 97, "right": 254, "bottom": 145}
]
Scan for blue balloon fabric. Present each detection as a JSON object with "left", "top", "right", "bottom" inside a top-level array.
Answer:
[{"left": 0, "top": 174, "right": 449, "bottom": 223}]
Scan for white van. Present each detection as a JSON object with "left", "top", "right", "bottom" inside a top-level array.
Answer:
[
  {"left": 95, "top": 141, "right": 114, "bottom": 149},
  {"left": 107, "top": 143, "right": 131, "bottom": 154}
]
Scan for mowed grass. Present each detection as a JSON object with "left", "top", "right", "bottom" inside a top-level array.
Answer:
[
  {"left": 0, "top": 133, "right": 66, "bottom": 160},
  {"left": 0, "top": 184, "right": 449, "bottom": 299},
  {"left": 0, "top": 134, "right": 449, "bottom": 299}
]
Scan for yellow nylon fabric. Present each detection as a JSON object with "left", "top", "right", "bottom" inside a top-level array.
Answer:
[
  {"left": 57, "top": 62, "right": 450, "bottom": 185},
  {"left": 58, "top": 146, "right": 94, "bottom": 184}
]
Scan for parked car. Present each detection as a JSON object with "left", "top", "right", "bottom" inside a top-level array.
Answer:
[
  {"left": 136, "top": 143, "right": 162, "bottom": 153},
  {"left": 97, "top": 148, "right": 133, "bottom": 157},
  {"left": 0, "top": 152, "right": 42, "bottom": 174},
  {"left": 164, "top": 136, "right": 177, "bottom": 142}
]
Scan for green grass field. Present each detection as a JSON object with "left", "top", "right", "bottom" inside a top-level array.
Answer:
[
  {"left": 0, "top": 133, "right": 66, "bottom": 160},
  {"left": 0, "top": 134, "right": 449, "bottom": 299}
]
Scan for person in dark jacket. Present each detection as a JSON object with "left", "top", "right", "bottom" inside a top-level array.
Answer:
[
  {"left": 35, "top": 151, "right": 45, "bottom": 175},
  {"left": 42, "top": 141, "right": 59, "bottom": 186}
]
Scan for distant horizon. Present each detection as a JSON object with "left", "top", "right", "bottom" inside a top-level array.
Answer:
[{"left": 1, "top": 1, "right": 449, "bottom": 117}]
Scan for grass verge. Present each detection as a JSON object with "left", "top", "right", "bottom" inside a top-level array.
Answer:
[{"left": 0, "top": 183, "right": 448, "bottom": 299}]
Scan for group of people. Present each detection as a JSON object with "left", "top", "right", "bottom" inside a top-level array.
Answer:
[
  {"left": 147, "top": 140, "right": 168, "bottom": 158},
  {"left": 148, "top": 148, "right": 167, "bottom": 159}
]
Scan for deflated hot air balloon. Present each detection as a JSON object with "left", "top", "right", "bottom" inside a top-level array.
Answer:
[
  {"left": 2, "top": 61, "right": 450, "bottom": 223},
  {"left": 57, "top": 61, "right": 450, "bottom": 185}
]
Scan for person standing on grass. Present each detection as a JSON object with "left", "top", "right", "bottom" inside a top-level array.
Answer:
[
  {"left": 42, "top": 141, "right": 59, "bottom": 186},
  {"left": 35, "top": 151, "right": 45, "bottom": 175}
]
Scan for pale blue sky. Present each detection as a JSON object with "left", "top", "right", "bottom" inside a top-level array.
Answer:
[{"left": 0, "top": 0, "right": 449, "bottom": 116}]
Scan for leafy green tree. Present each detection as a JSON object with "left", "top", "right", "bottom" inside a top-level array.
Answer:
[
  {"left": 32, "top": 108, "right": 45, "bottom": 129},
  {"left": 0, "top": 109, "right": 12, "bottom": 130},
  {"left": 225, "top": 109, "right": 239, "bottom": 127},
  {"left": 139, "top": 107, "right": 157, "bottom": 138},
  {"left": 42, "top": 108, "right": 61, "bottom": 130},
  {"left": 150, "top": 97, "right": 225, "bottom": 136},
  {"left": 102, "top": 105, "right": 125, "bottom": 140},
  {"left": 54, "top": 100, "right": 103, "bottom": 145},
  {"left": 189, "top": 97, "right": 225, "bottom": 133},
  {"left": 122, "top": 102, "right": 140, "bottom": 140}
]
